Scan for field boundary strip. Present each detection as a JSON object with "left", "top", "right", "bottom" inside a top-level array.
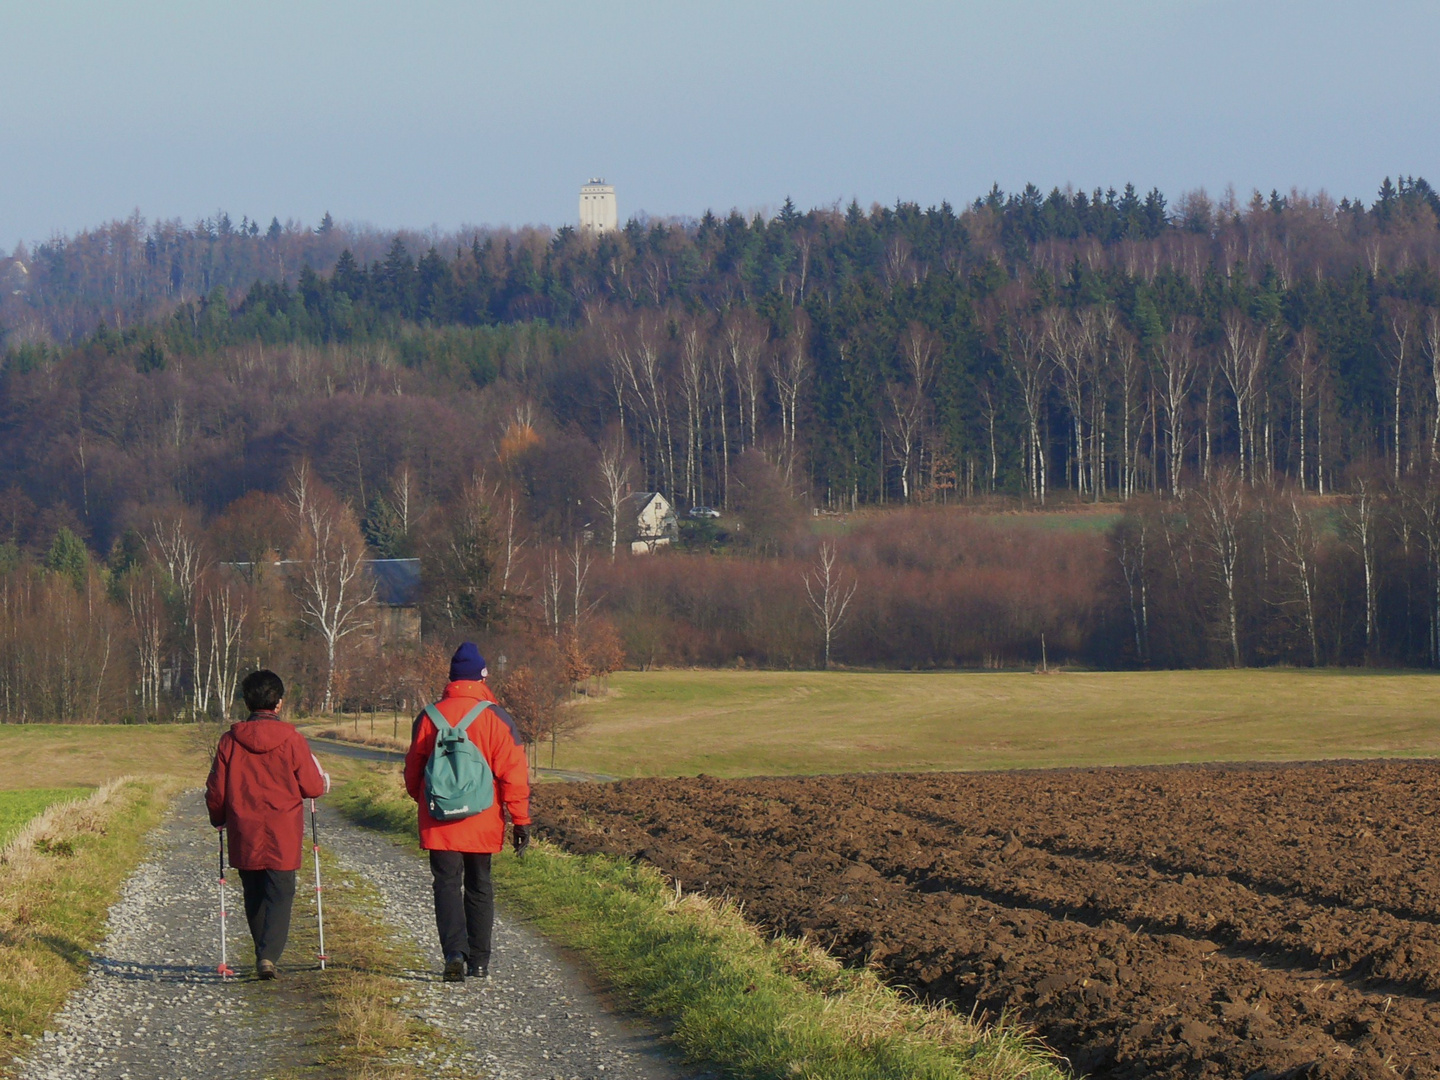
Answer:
[
  {"left": 330, "top": 765, "right": 1069, "bottom": 1080},
  {"left": 0, "top": 777, "right": 178, "bottom": 1075}
]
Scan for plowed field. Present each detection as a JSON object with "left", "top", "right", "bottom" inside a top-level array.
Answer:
[{"left": 536, "top": 762, "right": 1440, "bottom": 1079}]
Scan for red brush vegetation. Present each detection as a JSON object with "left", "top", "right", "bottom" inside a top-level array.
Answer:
[{"left": 591, "top": 508, "right": 1109, "bottom": 669}]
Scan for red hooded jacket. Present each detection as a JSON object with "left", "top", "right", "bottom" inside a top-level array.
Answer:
[
  {"left": 404, "top": 679, "right": 531, "bottom": 852},
  {"left": 206, "top": 712, "right": 327, "bottom": 871}
]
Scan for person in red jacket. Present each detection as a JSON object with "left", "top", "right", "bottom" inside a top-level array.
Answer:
[
  {"left": 205, "top": 670, "right": 329, "bottom": 980},
  {"left": 404, "top": 642, "right": 531, "bottom": 982}
]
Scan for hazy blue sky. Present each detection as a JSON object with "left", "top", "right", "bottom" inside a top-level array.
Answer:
[{"left": 2, "top": 1, "right": 1436, "bottom": 251}]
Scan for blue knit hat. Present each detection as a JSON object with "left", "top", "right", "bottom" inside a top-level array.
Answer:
[{"left": 449, "top": 642, "right": 487, "bottom": 681}]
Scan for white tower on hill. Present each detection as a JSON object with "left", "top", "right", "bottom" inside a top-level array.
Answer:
[{"left": 579, "top": 179, "right": 617, "bottom": 235}]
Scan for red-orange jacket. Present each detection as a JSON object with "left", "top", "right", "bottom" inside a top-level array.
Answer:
[
  {"left": 205, "top": 713, "right": 327, "bottom": 871},
  {"left": 403, "top": 679, "right": 531, "bottom": 852}
]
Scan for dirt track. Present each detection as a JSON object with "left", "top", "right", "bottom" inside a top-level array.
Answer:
[{"left": 536, "top": 761, "right": 1440, "bottom": 1079}]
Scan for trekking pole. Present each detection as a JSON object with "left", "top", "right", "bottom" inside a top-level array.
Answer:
[
  {"left": 309, "top": 799, "right": 327, "bottom": 970},
  {"left": 216, "top": 829, "right": 235, "bottom": 978}
]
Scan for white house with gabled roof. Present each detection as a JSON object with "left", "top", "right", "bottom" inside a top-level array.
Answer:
[{"left": 628, "top": 491, "right": 677, "bottom": 554}]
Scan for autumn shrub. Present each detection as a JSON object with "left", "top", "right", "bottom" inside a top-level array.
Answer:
[{"left": 589, "top": 508, "right": 1109, "bottom": 669}]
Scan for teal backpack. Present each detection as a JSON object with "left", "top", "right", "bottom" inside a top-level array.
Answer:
[{"left": 422, "top": 702, "right": 496, "bottom": 821}]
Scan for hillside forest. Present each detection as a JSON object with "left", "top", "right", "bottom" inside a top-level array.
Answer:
[{"left": 3, "top": 179, "right": 1440, "bottom": 722}]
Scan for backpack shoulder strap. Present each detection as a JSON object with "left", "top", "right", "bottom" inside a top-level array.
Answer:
[
  {"left": 424, "top": 704, "right": 455, "bottom": 733},
  {"left": 454, "top": 701, "right": 492, "bottom": 734}
]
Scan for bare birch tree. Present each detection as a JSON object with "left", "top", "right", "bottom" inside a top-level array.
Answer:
[
  {"left": 541, "top": 546, "right": 563, "bottom": 636},
  {"left": 804, "top": 543, "right": 857, "bottom": 669},
  {"left": 1113, "top": 329, "right": 1146, "bottom": 499},
  {"left": 595, "top": 434, "right": 633, "bottom": 558},
  {"left": 884, "top": 323, "right": 938, "bottom": 501},
  {"left": 1406, "top": 473, "right": 1440, "bottom": 664},
  {"left": 1044, "top": 308, "right": 1093, "bottom": 495},
  {"left": 722, "top": 309, "right": 766, "bottom": 459},
  {"left": 1005, "top": 317, "right": 1050, "bottom": 502},
  {"left": 1288, "top": 329, "right": 1320, "bottom": 491},
  {"left": 568, "top": 535, "right": 596, "bottom": 631},
  {"left": 288, "top": 468, "right": 375, "bottom": 713},
  {"left": 1275, "top": 497, "right": 1322, "bottom": 666},
  {"left": 1344, "top": 479, "right": 1379, "bottom": 653},
  {"left": 1114, "top": 512, "right": 1150, "bottom": 660},
  {"left": 391, "top": 463, "right": 417, "bottom": 544},
  {"left": 1426, "top": 310, "right": 1440, "bottom": 470},
  {"left": 678, "top": 320, "right": 707, "bottom": 505},
  {"left": 1196, "top": 469, "right": 1244, "bottom": 666},
  {"left": 1156, "top": 320, "right": 1199, "bottom": 497},
  {"left": 1383, "top": 299, "right": 1416, "bottom": 481},
  {"left": 1219, "top": 312, "right": 1266, "bottom": 484},
  {"left": 770, "top": 322, "right": 811, "bottom": 483},
  {"left": 146, "top": 512, "right": 209, "bottom": 715},
  {"left": 196, "top": 579, "right": 248, "bottom": 719},
  {"left": 127, "top": 571, "right": 165, "bottom": 718}
]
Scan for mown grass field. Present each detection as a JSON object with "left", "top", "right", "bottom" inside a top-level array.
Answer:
[
  {"left": 557, "top": 668, "right": 1440, "bottom": 778},
  {"left": 0, "top": 723, "right": 207, "bottom": 789}
]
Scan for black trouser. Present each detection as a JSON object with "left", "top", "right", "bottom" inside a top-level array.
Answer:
[
  {"left": 238, "top": 868, "right": 297, "bottom": 965},
  {"left": 429, "top": 851, "right": 493, "bottom": 965}
]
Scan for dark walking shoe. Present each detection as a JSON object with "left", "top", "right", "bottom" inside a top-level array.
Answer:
[
  {"left": 443, "top": 953, "right": 466, "bottom": 982},
  {"left": 257, "top": 959, "right": 277, "bottom": 981},
  {"left": 466, "top": 961, "right": 488, "bottom": 979}
]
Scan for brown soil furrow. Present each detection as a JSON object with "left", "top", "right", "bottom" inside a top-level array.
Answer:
[
  {"left": 884, "top": 765, "right": 1440, "bottom": 917},
  {"left": 880, "top": 827, "right": 1440, "bottom": 997},
  {"left": 888, "top": 798, "right": 1440, "bottom": 922},
  {"left": 539, "top": 765, "right": 1440, "bottom": 1079},
  {"left": 557, "top": 815, "right": 1434, "bottom": 1077}
]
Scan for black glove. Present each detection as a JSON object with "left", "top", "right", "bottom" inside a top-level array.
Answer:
[{"left": 513, "top": 824, "right": 531, "bottom": 858}]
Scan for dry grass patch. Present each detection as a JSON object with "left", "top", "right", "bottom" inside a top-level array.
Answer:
[
  {"left": 275, "top": 851, "right": 450, "bottom": 1080},
  {"left": 0, "top": 789, "right": 88, "bottom": 848}
]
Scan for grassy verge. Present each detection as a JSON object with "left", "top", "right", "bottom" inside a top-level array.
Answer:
[
  {"left": 329, "top": 764, "right": 1065, "bottom": 1080},
  {"left": 0, "top": 778, "right": 175, "bottom": 1072},
  {"left": 273, "top": 849, "right": 450, "bottom": 1080},
  {"left": 0, "top": 789, "right": 90, "bottom": 847}
]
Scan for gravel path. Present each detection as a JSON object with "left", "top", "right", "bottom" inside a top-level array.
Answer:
[
  {"left": 19, "top": 792, "right": 695, "bottom": 1080},
  {"left": 317, "top": 802, "right": 692, "bottom": 1080},
  {"left": 18, "top": 791, "right": 321, "bottom": 1080}
]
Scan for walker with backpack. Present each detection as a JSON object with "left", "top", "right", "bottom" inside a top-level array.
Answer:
[{"left": 423, "top": 701, "right": 496, "bottom": 820}]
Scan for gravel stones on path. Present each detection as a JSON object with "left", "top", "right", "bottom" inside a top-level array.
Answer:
[
  {"left": 317, "top": 803, "right": 689, "bottom": 1080},
  {"left": 17, "top": 791, "right": 320, "bottom": 1080},
  {"left": 20, "top": 787, "right": 693, "bottom": 1080}
]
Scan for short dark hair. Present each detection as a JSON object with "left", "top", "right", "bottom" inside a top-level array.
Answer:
[{"left": 241, "top": 670, "right": 285, "bottom": 712}]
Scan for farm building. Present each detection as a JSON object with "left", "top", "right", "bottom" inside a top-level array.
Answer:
[
  {"left": 368, "top": 558, "right": 421, "bottom": 644},
  {"left": 628, "top": 492, "right": 677, "bottom": 554},
  {"left": 223, "top": 557, "right": 422, "bottom": 645}
]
